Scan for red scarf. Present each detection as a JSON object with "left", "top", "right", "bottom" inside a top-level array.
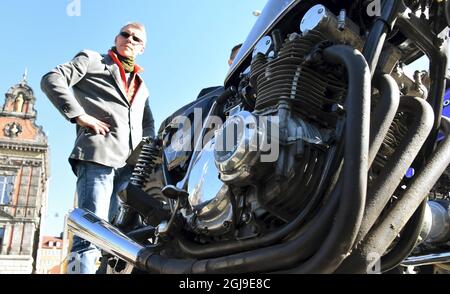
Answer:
[{"left": 108, "top": 50, "right": 144, "bottom": 104}]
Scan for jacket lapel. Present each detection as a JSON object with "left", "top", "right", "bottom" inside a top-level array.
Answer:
[
  {"left": 104, "top": 54, "right": 130, "bottom": 106},
  {"left": 132, "top": 75, "right": 148, "bottom": 104}
]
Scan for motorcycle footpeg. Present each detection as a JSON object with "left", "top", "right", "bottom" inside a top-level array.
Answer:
[
  {"left": 161, "top": 185, "right": 189, "bottom": 200},
  {"left": 119, "top": 184, "right": 171, "bottom": 226}
]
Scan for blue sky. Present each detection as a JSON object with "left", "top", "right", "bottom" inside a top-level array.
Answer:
[{"left": 0, "top": 0, "right": 267, "bottom": 236}]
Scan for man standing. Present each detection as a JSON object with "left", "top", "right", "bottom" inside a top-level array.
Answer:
[{"left": 41, "top": 22, "right": 155, "bottom": 274}]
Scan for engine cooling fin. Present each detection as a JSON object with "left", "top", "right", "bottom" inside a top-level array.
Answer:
[
  {"left": 259, "top": 144, "right": 328, "bottom": 221},
  {"left": 251, "top": 30, "right": 347, "bottom": 127}
]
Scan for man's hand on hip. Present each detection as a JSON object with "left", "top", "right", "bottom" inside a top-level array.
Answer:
[{"left": 75, "top": 114, "right": 111, "bottom": 136}]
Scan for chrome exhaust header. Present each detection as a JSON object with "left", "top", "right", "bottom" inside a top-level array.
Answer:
[
  {"left": 67, "top": 208, "right": 144, "bottom": 265},
  {"left": 401, "top": 252, "right": 450, "bottom": 267}
]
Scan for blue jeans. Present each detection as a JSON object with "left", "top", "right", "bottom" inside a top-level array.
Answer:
[{"left": 67, "top": 161, "right": 132, "bottom": 274}]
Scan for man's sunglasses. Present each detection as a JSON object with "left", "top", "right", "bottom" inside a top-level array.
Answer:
[{"left": 119, "top": 31, "right": 143, "bottom": 44}]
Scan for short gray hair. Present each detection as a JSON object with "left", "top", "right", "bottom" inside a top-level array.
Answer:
[{"left": 119, "top": 22, "right": 147, "bottom": 44}]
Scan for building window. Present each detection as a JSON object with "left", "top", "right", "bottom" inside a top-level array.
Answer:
[
  {"left": 49, "top": 241, "right": 53, "bottom": 247},
  {"left": 0, "top": 175, "right": 14, "bottom": 205},
  {"left": 0, "top": 227, "right": 4, "bottom": 247}
]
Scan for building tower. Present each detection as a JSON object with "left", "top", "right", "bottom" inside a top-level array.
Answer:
[{"left": 0, "top": 74, "right": 49, "bottom": 274}]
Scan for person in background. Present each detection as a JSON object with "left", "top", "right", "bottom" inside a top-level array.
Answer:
[
  {"left": 196, "top": 43, "right": 244, "bottom": 100},
  {"left": 228, "top": 43, "right": 242, "bottom": 66}
]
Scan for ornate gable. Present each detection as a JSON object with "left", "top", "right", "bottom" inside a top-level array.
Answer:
[{"left": 0, "top": 77, "right": 47, "bottom": 145}]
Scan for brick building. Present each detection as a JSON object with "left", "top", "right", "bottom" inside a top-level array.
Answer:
[{"left": 0, "top": 76, "right": 49, "bottom": 274}]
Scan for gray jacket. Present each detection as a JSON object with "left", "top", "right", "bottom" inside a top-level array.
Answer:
[{"left": 41, "top": 50, "right": 155, "bottom": 172}]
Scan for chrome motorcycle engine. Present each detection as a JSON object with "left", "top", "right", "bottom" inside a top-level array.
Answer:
[
  {"left": 214, "top": 110, "right": 278, "bottom": 184},
  {"left": 182, "top": 4, "right": 361, "bottom": 237},
  {"left": 184, "top": 138, "right": 234, "bottom": 236}
]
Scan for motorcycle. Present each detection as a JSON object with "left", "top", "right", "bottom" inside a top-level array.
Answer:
[{"left": 68, "top": 0, "right": 450, "bottom": 274}]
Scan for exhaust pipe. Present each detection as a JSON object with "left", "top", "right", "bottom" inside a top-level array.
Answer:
[
  {"left": 67, "top": 208, "right": 145, "bottom": 266},
  {"left": 401, "top": 252, "right": 450, "bottom": 267}
]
